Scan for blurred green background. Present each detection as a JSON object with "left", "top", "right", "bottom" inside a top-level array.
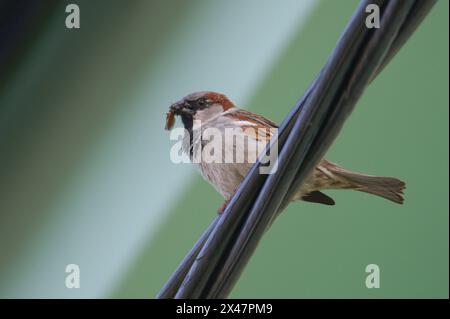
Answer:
[{"left": 0, "top": 0, "right": 447, "bottom": 298}]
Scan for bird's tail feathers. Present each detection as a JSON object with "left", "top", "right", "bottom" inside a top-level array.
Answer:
[{"left": 326, "top": 162, "right": 406, "bottom": 204}]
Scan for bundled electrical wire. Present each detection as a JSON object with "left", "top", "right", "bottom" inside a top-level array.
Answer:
[{"left": 157, "top": 0, "right": 437, "bottom": 299}]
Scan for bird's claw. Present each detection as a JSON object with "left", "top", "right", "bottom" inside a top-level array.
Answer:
[{"left": 217, "top": 200, "right": 230, "bottom": 215}]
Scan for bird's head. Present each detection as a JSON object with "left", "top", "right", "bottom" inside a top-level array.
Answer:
[{"left": 165, "top": 91, "right": 235, "bottom": 131}]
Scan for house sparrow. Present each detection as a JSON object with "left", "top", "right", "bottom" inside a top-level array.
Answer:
[{"left": 165, "top": 91, "right": 405, "bottom": 213}]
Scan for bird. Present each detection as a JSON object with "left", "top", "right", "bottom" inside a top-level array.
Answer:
[{"left": 165, "top": 91, "right": 405, "bottom": 213}]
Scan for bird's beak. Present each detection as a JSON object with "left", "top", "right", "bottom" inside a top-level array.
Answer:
[
  {"left": 169, "top": 100, "right": 194, "bottom": 116},
  {"left": 165, "top": 100, "right": 195, "bottom": 131}
]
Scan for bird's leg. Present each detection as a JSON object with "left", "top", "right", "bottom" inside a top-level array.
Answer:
[
  {"left": 217, "top": 200, "right": 230, "bottom": 215},
  {"left": 217, "top": 189, "right": 237, "bottom": 215}
]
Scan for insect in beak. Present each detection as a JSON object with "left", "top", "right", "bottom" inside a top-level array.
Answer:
[{"left": 165, "top": 110, "right": 176, "bottom": 131}]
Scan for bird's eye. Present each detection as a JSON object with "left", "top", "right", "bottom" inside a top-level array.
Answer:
[{"left": 198, "top": 99, "right": 207, "bottom": 107}]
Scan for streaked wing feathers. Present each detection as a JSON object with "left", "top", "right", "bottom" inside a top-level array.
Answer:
[{"left": 225, "top": 109, "right": 278, "bottom": 142}]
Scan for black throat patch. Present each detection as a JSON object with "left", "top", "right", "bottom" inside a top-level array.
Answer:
[{"left": 180, "top": 114, "right": 194, "bottom": 158}]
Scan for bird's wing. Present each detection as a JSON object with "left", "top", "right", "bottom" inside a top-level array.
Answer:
[{"left": 224, "top": 109, "right": 278, "bottom": 143}]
